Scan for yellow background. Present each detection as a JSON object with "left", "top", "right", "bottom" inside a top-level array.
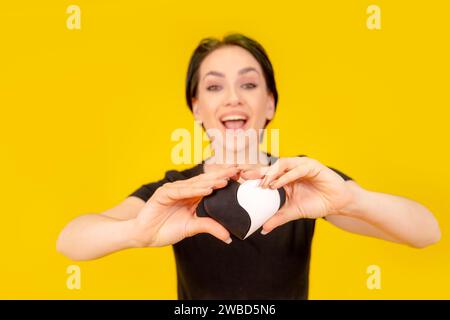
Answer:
[{"left": 1, "top": 0, "right": 449, "bottom": 299}]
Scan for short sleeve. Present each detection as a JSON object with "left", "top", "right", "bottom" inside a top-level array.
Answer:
[
  {"left": 127, "top": 179, "right": 167, "bottom": 203},
  {"left": 327, "top": 166, "right": 354, "bottom": 182}
]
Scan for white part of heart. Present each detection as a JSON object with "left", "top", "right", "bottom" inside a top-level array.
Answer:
[{"left": 236, "top": 179, "right": 281, "bottom": 239}]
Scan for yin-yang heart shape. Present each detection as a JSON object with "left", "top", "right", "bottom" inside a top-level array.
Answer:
[{"left": 196, "top": 179, "right": 286, "bottom": 240}]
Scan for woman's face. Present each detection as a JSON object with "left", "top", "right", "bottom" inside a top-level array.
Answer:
[{"left": 192, "top": 45, "right": 275, "bottom": 153}]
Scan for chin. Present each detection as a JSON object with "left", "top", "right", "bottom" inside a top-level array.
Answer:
[{"left": 224, "top": 142, "right": 248, "bottom": 154}]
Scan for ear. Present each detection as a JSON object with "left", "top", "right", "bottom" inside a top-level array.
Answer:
[
  {"left": 192, "top": 98, "right": 202, "bottom": 122},
  {"left": 265, "top": 93, "right": 275, "bottom": 121}
]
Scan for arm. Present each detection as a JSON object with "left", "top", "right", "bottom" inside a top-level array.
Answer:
[
  {"left": 240, "top": 157, "right": 441, "bottom": 248},
  {"left": 56, "top": 166, "right": 238, "bottom": 261},
  {"left": 56, "top": 196, "right": 145, "bottom": 261},
  {"left": 326, "top": 180, "right": 441, "bottom": 248}
]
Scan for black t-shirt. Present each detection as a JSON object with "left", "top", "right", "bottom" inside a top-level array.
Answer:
[{"left": 128, "top": 155, "right": 353, "bottom": 299}]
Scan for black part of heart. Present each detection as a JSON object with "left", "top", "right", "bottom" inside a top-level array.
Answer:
[
  {"left": 195, "top": 180, "right": 252, "bottom": 240},
  {"left": 277, "top": 187, "right": 287, "bottom": 210},
  {"left": 196, "top": 197, "right": 209, "bottom": 218}
]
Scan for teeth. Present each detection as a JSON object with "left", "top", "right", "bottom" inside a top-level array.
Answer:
[{"left": 221, "top": 115, "right": 247, "bottom": 121}]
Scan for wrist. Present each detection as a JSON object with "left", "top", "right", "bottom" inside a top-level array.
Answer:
[
  {"left": 336, "top": 181, "right": 370, "bottom": 219},
  {"left": 124, "top": 218, "right": 147, "bottom": 249}
]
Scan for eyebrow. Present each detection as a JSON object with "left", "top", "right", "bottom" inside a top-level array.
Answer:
[
  {"left": 202, "top": 67, "right": 260, "bottom": 80},
  {"left": 238, "top": 67, "right": 260, "bottom": 76}
]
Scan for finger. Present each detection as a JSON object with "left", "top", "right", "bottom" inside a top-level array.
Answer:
[
  {"left": 173, "top": 168, "right": 236, "bottom": 187},
  {"left": 268, "top": 162, "right": 320, "bottom": 189},
  {"left": 261, "top": 158, "right": 307, "bottom": 188},
  {"left": 259, "top": 159, "right": 291, "bottom": 188},
  {"left": 164, "top": 185, "right": 213, "bottom": 202},
  {"left": 185, "top": 216, "right": 232, "bottom": 244},
  {"left": 196, "top": 166, "right": 240, "bottom": 182},
  {"left": 176, "top": 178, "right": 230, "bottom": 190},
  {"left": 239, "top": 166, "right": 269, "bottom": 180},
  {"left": 236, "top": 163, "right": 266, "bottom": 172},
  {"left": 202, "top": 178, "right": 230, "bottom": 190},
  {"left": 261, "top": 208, "right": 300, "bottom": 235},
  {"left": 150, "top": 186, "right": 212, "bottom": 207},
  {"left": 230, "top": 171, "right": 241, "bottom": 181}
]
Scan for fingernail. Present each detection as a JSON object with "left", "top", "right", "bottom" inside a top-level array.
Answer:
[
  {"left": 261, "top": 229, "right": 269, "bottom": 235},
  {"left": 224, "top": 237, "right": 232, "bottom": 244},
  {"left": 269, "top": 182, "right": 276, "bottom": 189}
]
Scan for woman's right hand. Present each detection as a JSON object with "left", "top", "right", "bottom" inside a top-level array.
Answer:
[{"left": 130, "top": 166, "right": 240, "bottom": 247}]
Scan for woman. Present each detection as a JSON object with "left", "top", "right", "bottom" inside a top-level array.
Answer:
[{"left": 56, "top": 34, "right": 441, "bottom": 299}]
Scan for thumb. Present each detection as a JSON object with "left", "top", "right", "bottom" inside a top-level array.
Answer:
[{"left": 186, "top": 216, "right": 232, "bottom": 245}]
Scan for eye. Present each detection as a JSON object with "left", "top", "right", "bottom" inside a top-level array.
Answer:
[
  {"left": 241, "top": 83, "right": 257, "bottom": 89},
  {"left": 207, "top": 85, "right": 222, "bottom": 91}
]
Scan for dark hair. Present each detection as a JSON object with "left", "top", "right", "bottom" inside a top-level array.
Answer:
[{"left": 185, "top": 33, "right": 278, "bottom": 125}]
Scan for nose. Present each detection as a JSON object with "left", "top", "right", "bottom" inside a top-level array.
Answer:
[{"left": 224, "top": 87, "right": 242, "bottom": 107}]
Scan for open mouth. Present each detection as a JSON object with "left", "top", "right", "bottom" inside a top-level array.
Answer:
[{"left": 220, "top": 114, "right": 249, "bottom": 130}]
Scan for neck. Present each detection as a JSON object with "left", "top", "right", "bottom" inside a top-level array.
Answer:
[{"left": 204, "top": 148, "right": 270, "bottom": 171}]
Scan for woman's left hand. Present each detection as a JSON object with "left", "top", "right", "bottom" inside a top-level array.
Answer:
[{"left": 239, "top": 157, "right": 354, "bottom": 234}]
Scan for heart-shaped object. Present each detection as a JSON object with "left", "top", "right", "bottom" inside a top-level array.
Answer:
[{"left": 196, "top": 179, "right": 286, "bottom": 240}]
